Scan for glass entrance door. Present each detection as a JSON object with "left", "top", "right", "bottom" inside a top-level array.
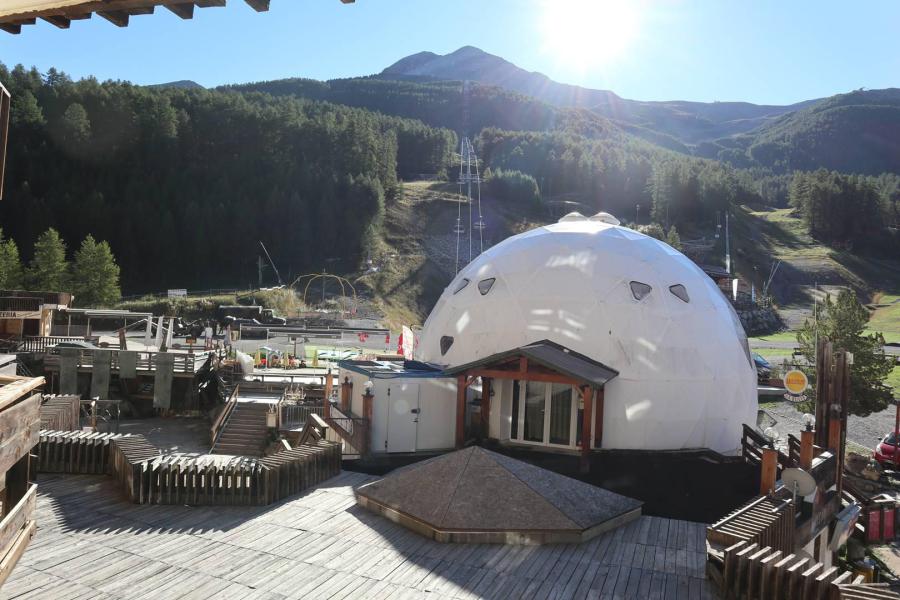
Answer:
[
  {"left": 522, "top": 381, "right": 545, "bottom": 442},
  {"left": 514, "top": 382, "right": 576, "bottom": 447}
]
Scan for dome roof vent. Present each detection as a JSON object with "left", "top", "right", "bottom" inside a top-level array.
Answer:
[
  {"left": 589, "top": 212, "right": 620, "bottom": 226},
  {"left": 558, "top": 212, "right": 586, "bottom": 223}
]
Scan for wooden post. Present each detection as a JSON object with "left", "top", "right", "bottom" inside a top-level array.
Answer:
[
  {"left": 340, "top": 377, "right": 352, "bottom": 412},
  {"left": 322, "top": 389, "right": 331, "bottom": 420},
  {"left": 361, "top": 389, "right": 374, "bottom": 457},
  {"left": 594, "top": 388, "right": 604, "bottom": 449},
  {"left": 581, "top": 386, "right": 593, "bottom": 458},
  {"left": 760, "top": 448, "right": 778, "bottom": 495},
  {"left": 456, "top": 375, "right": 466, "bottom": 449},
  {"left": 481, "top": 378, "right": 491, "bottom": 439},
  {"left": 828, "top": 417, "right": 841, "bottom": 453},
  {"left": 800, "top": 430, "right": 814, "bottom": 470}
]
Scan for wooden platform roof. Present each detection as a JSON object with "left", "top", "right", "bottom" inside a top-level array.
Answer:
[{"left": 0, "top": 0, "right": 354, "bottom": 34}]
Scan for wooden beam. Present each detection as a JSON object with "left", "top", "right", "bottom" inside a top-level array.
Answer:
[
  {"left": 244, "top": 0, "right": 269, "bottom": 11},
  {"left": 581, "top": 386, "right": 592, "bottom": 459},
  {"left": 0, "top": 378, "right": 45, "bottom": 412},
  {"left": 0, "top": 23, "right": 20, "bottom": 33},
  {"left": 760, "top": 447, "right": 778, "bottom": 495},
  {"left": 456, "top": 375, "right": 466, "bottom": 449},
  {"left": 98, "top": 10, "right": 129, "bottom": 25},
  {"left": 800, "top": 429, "right": 814, "bottom": 470},
  {"left": 594, "top": 387, "right": 604, "bottom": 448},
  {"left": 467, "top": 368, "right": 579, "bottom": 385},
  {"left": 481, "top": 378, "right": 491, "bottom": 439},
  {"left": 165, "top": 2, "right": 194, "bottom": 18},
  {"left": 41, "top": 14, "right": 70, "bottom": 27},
  {"left": 195, "top": 0, "right": 226, "bottom": 6}
]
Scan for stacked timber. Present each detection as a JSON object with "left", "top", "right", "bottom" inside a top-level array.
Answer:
[
  {"left": 37, "top": 430, "right": 120, "bottom": 474},
  {"left": 39, "top": 395, "right": 81, "bottom": 431},
  {"left": 259, "top": 440, "right": 342, "bottom": 504},
  {"left": 109, "top": 435, "right": 161, "bottom": 502}
]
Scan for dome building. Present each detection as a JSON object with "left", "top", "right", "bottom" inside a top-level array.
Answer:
[{"left": 417, "top": 213, "right": 757, "bottom": 455}]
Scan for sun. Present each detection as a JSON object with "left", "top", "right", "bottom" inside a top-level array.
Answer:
[{"left": 538, "top": 0, "right": 640, "bottom": 70}]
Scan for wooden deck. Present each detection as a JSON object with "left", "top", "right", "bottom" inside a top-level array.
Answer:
[{"left": 2, "top": 472, "right": 713, "bottom": 600}]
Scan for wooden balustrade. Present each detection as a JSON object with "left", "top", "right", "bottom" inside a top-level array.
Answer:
[{"left": 210, "top": 385, "right": 239, "bottom": 448}]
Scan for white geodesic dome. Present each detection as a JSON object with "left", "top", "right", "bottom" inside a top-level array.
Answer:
[{"left": 418, "top": 216, "right": 758, "bottom": 454}]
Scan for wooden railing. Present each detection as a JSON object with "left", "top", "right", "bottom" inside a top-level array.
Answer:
[
  {"left": 45, "top": 348, "right": 209, "bottom": 374},
  {"left": 19, "top": 336, "right": 96, "bottom": 353},
  {"left": 708, "top": 487, "right": 796, "bottom": 553},
  {"left": 717, "top": 540, "right": 900, "bottom": 600},
  {"left": 742, "top": 424, "right": 794, "bottom": 471},
  {"left": 210, "top": 385, "right": 239, "bottom": 450}
]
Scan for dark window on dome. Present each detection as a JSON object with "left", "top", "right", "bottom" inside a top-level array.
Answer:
[
  {"left": 669, "top": 284, "right": 690, "bottom": 303},
  {"left": 440, "top": 336, "right": 454, "bottom": 356},
  {"left": 453, "top": 278, "right": 470, "bottom": 294},
  {"left": 477, "top": 278, "right": 496, "bottom": 295},
  {"left": 629, "top": 281, "right": 652, "bottom": 301}
]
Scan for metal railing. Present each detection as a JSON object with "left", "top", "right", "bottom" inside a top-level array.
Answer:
[
  {"left": 210, "top": 385, "right": 239, "bottom": 451},
  {"left": 324, "top": 404, "right": 368, "bottom": 458},
  {"left": 280, "top": 402, "right": 324, "bottom": 430},
  {"left": 19, "top": 336, "right": 95, "bottom": 353},
  {"left": 0, "top": 296, "right": 41, "bottom": 312}
]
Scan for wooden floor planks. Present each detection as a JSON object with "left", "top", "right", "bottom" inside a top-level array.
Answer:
[{"left": 2, "top": 473, "right": 713, "bottom": 600}]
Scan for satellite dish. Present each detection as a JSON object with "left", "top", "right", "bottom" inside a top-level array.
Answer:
[{"left": 782, "top": 467, "right": 817, "bottom": 496}]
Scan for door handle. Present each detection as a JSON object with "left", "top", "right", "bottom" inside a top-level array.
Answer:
[{"left": 410, "top": 408, "right": 420, "bottom": 414}]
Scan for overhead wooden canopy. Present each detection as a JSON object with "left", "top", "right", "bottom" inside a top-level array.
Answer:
[{"left": 0, "top": 0, "right": 355, "bottom": 34}]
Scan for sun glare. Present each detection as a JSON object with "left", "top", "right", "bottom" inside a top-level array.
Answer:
[{"left": 538, "top": 0, "right": 639, "bottom": 70}]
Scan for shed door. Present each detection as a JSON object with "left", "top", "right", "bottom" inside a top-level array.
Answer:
[{"left": 387, "top": 383, "right": 419, "bottom": 453}]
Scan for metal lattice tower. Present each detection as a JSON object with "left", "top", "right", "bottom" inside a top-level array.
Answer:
[{"left": 454, "top": 136, "right": 484, "bottom": 274}]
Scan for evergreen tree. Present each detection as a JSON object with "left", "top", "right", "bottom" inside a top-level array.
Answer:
[
  {"left": 27, "top": 228, "right": 68, "bottom": 291},
  {"left": 637, "top": 223, "right": 665, "bottom": 241},
  {"left": 666, "top": 226, "right": 682, "bottom": 250},
  {"left": 0, "top": 229, "right": 24, "bottom": 289},
  {"left": 71, "top": 235, "right": 121, "bottom": 307},
  {"left": 796, "top": 290, "right": 895, "bottom": 416}
]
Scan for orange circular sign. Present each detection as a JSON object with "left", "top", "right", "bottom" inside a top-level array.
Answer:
[{"left": 783, "top": 369, "right": 809, "bottom": 395}]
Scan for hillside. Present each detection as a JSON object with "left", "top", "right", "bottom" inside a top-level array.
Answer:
[
  {"left": 379, "top": 46, "right": 813, "bottom": 145},
  {"left": 701, "top": 89, "right": 900, "bottom": 175}
]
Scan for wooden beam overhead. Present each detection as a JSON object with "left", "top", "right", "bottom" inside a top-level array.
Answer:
[
  {"left": 243, "top": 0, "right": 269, "bottom": 11},
  {"left": 0, "top": 23, "right": 20, "bottom": 34},
  {"left": 97, "top": 9, "right": 128, "bottom": 25},
  {"left": 165, "top": 2, "right": 194, "bottom": 18},
  {"left": 195, "top": 0, "right": 226, "bottom": 6},
  {"left": 41, "top": 14, "right": 71, "bottom": 27}
]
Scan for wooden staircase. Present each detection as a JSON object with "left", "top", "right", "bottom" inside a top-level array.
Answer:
[{"left": 211, "top": 402, "right": 269, "bottom": 456}]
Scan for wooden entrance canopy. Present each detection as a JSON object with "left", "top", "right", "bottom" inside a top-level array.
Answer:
[
  {"left": 0, "top": 0, "right": 354, "bottom": 34},
  {"left": 444, "top": 340, "right": 619, "bottom": 458}
]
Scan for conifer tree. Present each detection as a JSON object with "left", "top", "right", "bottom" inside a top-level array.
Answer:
[
  {"left": 27, "top": 228, "right": 68, "bottom": 291},
  {"left": 71, "top": 235, "right": 121, "bottom": 307},
  {"left": 0, "top": 229, "right": 24, "bottom": 289},
  {"left": 666, "top": 226, "right": 682, "bottom": 250}
]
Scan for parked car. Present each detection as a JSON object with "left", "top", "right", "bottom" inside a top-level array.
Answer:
[
  {"left": 752, "top": 352, "right": 772, "bottom": 382},
  {"left": 54, "top": 340, "right": 98, "bottom": 350},
  {"left": 874, "top": 432, "right": 899, "bottom": 467}
]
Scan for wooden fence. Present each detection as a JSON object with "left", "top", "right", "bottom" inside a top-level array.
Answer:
[
  {"left": 708, "top": 488, "right": 796, "bottom": 554},
  {"left": 19, "top": 336, "right": 95, "bottom": 353},
  {"left": 37, "top": 428, "right": 342, "bottom": 507},
  {"left": 718, "top": 540, "right": 900, "bottom": 600},
  {"left": 45, "top": 348, "right": 210, "bottom": 374}
]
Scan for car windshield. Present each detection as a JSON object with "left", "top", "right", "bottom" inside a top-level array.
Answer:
[{"left": 886, "top": 433, "right": 899, "bottom": 446}]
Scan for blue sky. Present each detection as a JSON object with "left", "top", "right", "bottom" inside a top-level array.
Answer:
[{"left": 0, "top": 0, "right": 897, "bottom": 105}]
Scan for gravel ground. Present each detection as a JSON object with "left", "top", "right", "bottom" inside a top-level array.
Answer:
[{"left": 762, "top": 398, "right": 898, "bottom": 454}]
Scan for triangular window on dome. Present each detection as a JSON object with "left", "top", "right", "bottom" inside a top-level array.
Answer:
[
  {"left": 477, "top": 278, "right": 496, "bottom": 295},
  {"left": 629, "top": 281, "right": 652, "bottom": 301},
  {"left": 669, "top": 284, "right": 690, "bottom": 303},
  {"left": 440, "top": 336, "right": 454, "bottom": 356},
  {"left": 453, "top": 278, "right": 470, "bottom": 294}
]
